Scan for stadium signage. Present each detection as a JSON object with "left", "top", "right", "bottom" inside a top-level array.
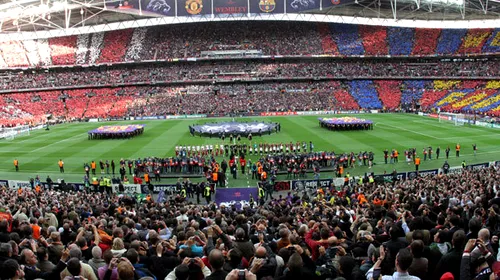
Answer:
[
  {"left": 259, "top": 0, "right": 276, "bottom": 12},
  {"left": 165, "top": 114, "right": 207, "bottom": 119},
  {"left": 291, "top": 179, "right": 333, "bottom": 191},
  {"left": 376, "top": 172, "right": 407, "bottom": 182},
  {"left": 288, "top": 0, "right": 320, "bottom": 12},
  {"left": 8, "top": 180, "right": 32, "bottom": 189},
  {"left": 153, "top": 184, "right": 177, "bottom": 193},
  {"left": 186, "top": 0, "right": 203, "bottom": 14},
  {"left": 214, "top": 0, "right": 248, "bottom": 14},
  {"left": 407, "top": 169, "right": 439, "bottom": 179},
  {"left": 447, "top": 166, "right": 463, "bottom": 175},
  {"left": 0, "top": 180, "right": 8, "bottom": 188},
  {"left": 112, "top": 184, "right": 142, "bottom": 194},
  {"left": 467, "top": 162, "right": 489, "bottom": 170},
  {"left": 260, "top": 111, "right": 297, "bottom": 116}
]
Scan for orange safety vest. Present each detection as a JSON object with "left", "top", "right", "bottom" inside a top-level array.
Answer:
[
  {"left": 35, "top": 185, "right": 41, "bottom": 193},
  {"left": 258, "top": 166, "right": 263, "bottom": 174},
  {"left": 261, "top": 171, "right": 267, "bottom": 180},
  {"left": 31, "top": 224, "right": 41, "bottom": 240},
  {"left": 212, "top": 172, "right": 218, "bottom": 182},
  {"left": 358, "top": 194, "right": 368, "bottom": 205},
  {"left": 415, "top": 158, "right": 421, "bottom": 165},
  {"left": 13, "top": 160, "right": 18, "bottom": 166},
  {"left": 91, "top": 162, "right": 96, "bottom": 169},
  {"left": 339, "top": 166, "right": 344, "bottom": 175},
  {"left": 144, "top": 173, "right": 149, "bottom": 182},
  {"left": 18, "top": 188, "right": 23, "bottom": 195},
  {"left": 456, "top": 145, "right": 460, "bottom": 151},
  {"left": 58, "top": 161, "right": 63, "bottom": 167}
]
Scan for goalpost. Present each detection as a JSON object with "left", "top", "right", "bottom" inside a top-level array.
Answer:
[
  {"left": 0, "top": 125, "right": 31, "bottom": 141},
  {"left": 438, "top": 112, "right": 467, "bottom": 126}
]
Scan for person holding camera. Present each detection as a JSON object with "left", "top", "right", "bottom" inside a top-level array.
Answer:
[
  {"left": 165, "top": 257, "right": 211, "bottom": 280},
  {"left": 366, "top": 245, "right": 419, "bottom": 280}
]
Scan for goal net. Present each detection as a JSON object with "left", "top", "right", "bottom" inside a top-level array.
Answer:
[
  {"left": 0, "top": 125, "right": 30, "bottom": 140},
  {"left": 438, "top": 112, "right": 467, "bottom": 126}
]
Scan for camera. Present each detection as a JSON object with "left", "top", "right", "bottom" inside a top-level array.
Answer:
[{"left": 238, "top": 269, "right": 246, "bottom": 280}]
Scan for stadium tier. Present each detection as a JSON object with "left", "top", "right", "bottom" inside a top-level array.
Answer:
[
  {"left": 1, "top": 80, "right": 500, "bottom": 126},
  {"left": 0, "top": 59, "right": 498, "bottom": 92},
  {"left": 0, "top": 22, "right": 499, "bottom": 68}
]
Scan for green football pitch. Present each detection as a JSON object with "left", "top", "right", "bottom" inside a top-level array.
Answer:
[{"left": 0, "top": 113, "right": 499, "bottom": 186}]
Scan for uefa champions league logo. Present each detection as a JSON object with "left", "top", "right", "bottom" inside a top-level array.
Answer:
[
  {"left": 290, "top": 0, "right": 315, "bottom": 9},
  {"left": 147, "top": 0, "right": 172, "bottom": 14},
  {"left": 199, "top": 122, "right": 269, "bottom": 133}
]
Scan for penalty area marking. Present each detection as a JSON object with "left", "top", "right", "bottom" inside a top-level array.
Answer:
[
  {"left": 377, "top": 123, "right": 439, "bottom": 139},
  {"left": 29, "top": 133, "right": 88, "bottom": 153}
]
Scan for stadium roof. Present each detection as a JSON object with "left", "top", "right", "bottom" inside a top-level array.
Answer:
[{"left": 0, "top": 0, "right": 498, "bottom": 40}]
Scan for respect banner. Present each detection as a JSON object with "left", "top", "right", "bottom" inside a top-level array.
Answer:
[
  {"left": 291, "top": 178, "right": 333, "bottom": 190},
  {"left": 112, "top": 184, "right": 142, "bottom": 194}
]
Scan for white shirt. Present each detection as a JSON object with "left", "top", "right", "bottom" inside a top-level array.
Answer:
[{"left": 366, "top": 269, "right": 420, "bottom": 280}]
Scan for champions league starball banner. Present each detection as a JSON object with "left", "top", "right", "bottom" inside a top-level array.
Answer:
[
  {"left": 191, "top": 121, "right": 278, "bottom": 136},
  {"left": 106, "top": 0, "right": 176, "bottom": 16},
  {"left": 288, "top": 0, "right": 320, "bottom": 12}
]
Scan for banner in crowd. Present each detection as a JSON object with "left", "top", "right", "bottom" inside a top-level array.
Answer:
[
  {"left": 8, "top": 180, "right": 31, "bottom": 189},
  {"left": 291, "top": 178, "right": 333, "bottom": 191},
  {"left": 213, "top": 0, "right": 248, "bottom": 14},
  {"left": 157, "top": 190, "right": 166, "bottom": 203},
  {"left": 112, "top": 184, "right": 142, "bottom": 194},
  {"left": 215, "top": 187, "right": 258, "bottom": 206}
]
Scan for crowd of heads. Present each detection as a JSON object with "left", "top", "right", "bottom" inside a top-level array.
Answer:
[
  {"left": 1, "top": 59, "right": 497, "bottom": 92},
  {"left": 0, "top": 163, "right": 499, "bottom": 280}
]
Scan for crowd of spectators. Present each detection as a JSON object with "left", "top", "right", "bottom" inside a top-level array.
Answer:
[
  {"left": 1, "top": 59, "right": 498, "bottom": 92},
  {"left": 0, "top": 23, "right": 498, "bottom": 69},
  {"left": 1, "top": 163, "right": 500, "bottom": 280},
  {"left": 0, "top": 78, "right": 499, "bottom": 127}
]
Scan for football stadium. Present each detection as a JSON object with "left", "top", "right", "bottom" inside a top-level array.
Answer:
[{"left": 0, "top": 0, "right": 499, "bottom": 279}]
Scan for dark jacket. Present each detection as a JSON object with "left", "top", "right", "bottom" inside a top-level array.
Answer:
[
  {"left": 24, "top": 260, "right": 67, "bottom": 280},
  {"left": 434, "top": 248, "right": 462, "bottom": 280},
  {"left": 205, "top": 269, "right": 228, "bottom": 280}
]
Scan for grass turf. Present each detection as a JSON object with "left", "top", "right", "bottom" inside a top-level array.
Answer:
[{"left": 0, "top": 113, "right": 499, "bottom": 187}]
